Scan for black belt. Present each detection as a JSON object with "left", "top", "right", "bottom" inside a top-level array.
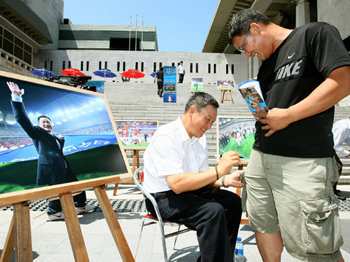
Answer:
[{"left": 151, "top": 190, "right": 174, "bottom": 199}]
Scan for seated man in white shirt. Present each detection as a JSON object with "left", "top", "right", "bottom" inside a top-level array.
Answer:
[
  {"left": 332, "top": 117, "right": 350, "bottom": 200},
  {"left": 143, "top": 92, "right": 244, "bottom": 262}
]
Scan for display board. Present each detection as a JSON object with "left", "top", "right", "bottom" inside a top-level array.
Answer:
[
  {"left": 217, "top": 116, "right": 256, "bottom": 161},
  {"left": 0, "top": 71, "right": 129, "bottom": 195},
  {"left": 115, "top": 120, "right": 158, "bottom": 149},
  {"left": 191, "top": 78, "right": 203, "bottom": 92},
  {"left": 163, "top": 66, "right": 177, "bottom": 103},
  {"left": 217, "top": 80, "right": 235, "bottom": 90}
]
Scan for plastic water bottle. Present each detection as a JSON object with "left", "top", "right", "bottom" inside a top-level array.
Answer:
[{"left": 234, "top": 237, "right": 245, "bottom": 262}]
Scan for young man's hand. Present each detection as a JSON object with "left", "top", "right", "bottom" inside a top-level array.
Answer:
[{"left": 7, "top": 82, "right": 24, "bottom": 97}]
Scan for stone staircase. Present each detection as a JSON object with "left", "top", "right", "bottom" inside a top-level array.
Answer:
[{"left": 103, "top": 81, "right": 350, "bottom": 184}]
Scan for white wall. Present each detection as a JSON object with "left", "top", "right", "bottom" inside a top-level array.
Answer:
[
  {"left": 318, "top": 0, "right": 350, "bottom": 40},
  {"left": 34, "top": 50, "right": 249, "bottom": 85}
]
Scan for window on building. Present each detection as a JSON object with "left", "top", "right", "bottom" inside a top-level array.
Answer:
[
  {"left": 14, "top": 38, "right": 23, "bottom": 60},
  {"left": 62, "top": 61, "right": 66, "bottom": 70},
  {"left": 86, "top": 61, "right": 89, "bottom": 71},
  {"left": 68, "top": 61, "right": 71, "bottom": 68},
  {"left": 196, "top": 63, "right": 198, "bottom": 73},
  {"left": 153, "top": 62, "right": 156, "bottom": 72},
  {"left": 231, "top": 64, "right": 234, "bottom": 74},
  {"left": 190, "top": 63, "right": 193, "bottom": 73},
  {"left": 3, "top": 29, "right": 13, "bottom": 54},
  {"left": 141, "top": 62, "right": 144, "bottom": 72},
  {"left": 0, "top": 26, "right": 3, "bottom": 49},
  {"left": 105, "top": 61, "right": 108, "bottom": 69},
  {"left": 44, "top": 61, "right": 47, "bottom": 69},
  {"left": 117, "top": 62, "right": 120, "bottom": 71},
  {"left": 99, "top": 61, "right": 102, "bottom": 70},
  {"left": 208, "top": 64, "right": 211, "bottom": 74},
  {"left": 1, "top": 29, "right": 33, "bottom": 65},
  {"left": 214, "top": 64, "right": 216, "bottom": 74},
  {"left": 226, "top": 64, "right": 229, "bottom": 74},
  {"left": 135, "top": 62, "right": 138, "bottom": 70},
  {"left": 159, "top": 62, "right": 162, "bottom": 69},
  {"left": 80, "top": 61, "right": 83, "bottom": 71},
  {"left": 123, "top": 62, "right": 126, "bottom": 71},
  {"left": 23, "top": 43, "right": 32, "bottom": 64},
  {"left": 50, "top": 61, "right": 53, "bottom": 71}
]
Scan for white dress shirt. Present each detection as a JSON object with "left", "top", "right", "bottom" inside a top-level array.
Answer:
[
  {"left": 143, "top": 117, "right": 209, "bottom": 193},
  {"left": 178, "top": 64, "right": 185, "bottom": 74},
  {"left": 333, "top": 118, "right": 350, "bottom": 157}
]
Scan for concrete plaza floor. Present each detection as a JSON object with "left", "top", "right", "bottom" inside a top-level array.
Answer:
[{"left": 0, "top": 184, "right": 350, "bottom": 262}]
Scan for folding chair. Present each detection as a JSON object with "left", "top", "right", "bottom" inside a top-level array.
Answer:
[{"left": 133, "top": 167, "right": 192, "bottom": 262}]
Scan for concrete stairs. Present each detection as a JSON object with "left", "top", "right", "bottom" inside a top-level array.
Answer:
[{"left": 103, "top": 81, "right": 350, "bottom": 184}]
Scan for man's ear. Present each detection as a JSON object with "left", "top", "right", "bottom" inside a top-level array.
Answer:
[
  {"left": 188, "top": 105, "right": 197, "bottom": 117},
  {"left": 250, "top": 22, "right": 261, "bottom": 33}
]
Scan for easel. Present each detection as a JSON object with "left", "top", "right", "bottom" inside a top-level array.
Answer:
[
  {"left": 237, "top": 161, "right": 249, "bottom": 225},
  {"left": 113, "top": 148, "right": 145, "bottom": 196},
  {"left": 0, "top": 175, "right": 134, "bottom": 262},
  {"left": 220, "top": 89, "right": 234, "bottom": 104}
]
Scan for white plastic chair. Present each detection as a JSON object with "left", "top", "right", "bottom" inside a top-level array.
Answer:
[{"left": 133, "top": 167, "right": 192, "bottom": 262}]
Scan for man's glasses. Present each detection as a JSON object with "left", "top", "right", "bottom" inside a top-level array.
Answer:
[{"left": 238, "top": 28, "right": 250, "bottom": 54}]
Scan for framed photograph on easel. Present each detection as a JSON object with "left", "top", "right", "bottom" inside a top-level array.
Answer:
[
  {"left": 115, "top": 120, "right": 158, "bottom": 149},
  {"left": 0, "top": 71, "right": 135, "bottom": 261},
  {"left": 0, "top": 71, "right": 129, "bottom": 195},
  {"left": 216, "top": 116, "right": 256, "bottom": 161}
]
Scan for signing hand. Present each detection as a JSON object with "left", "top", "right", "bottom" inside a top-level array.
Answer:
[
  {"left": 224, "top": 170, "right": 244, "bottom": 188},
  {"left": 217, "top": 151, "right": 241, "bottom": 177},
  {"left": 7, "top": 82, "right": 24, "bottom": 97},
  {"left": 257, "top": 108, "right": 293, "bottom": 137}
]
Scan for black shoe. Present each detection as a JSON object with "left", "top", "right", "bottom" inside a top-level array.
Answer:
[{"left": 335, "top": 190, "right": 346, "bottom": 201}]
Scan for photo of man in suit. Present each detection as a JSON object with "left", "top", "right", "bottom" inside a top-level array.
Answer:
[{"left": 7, "top": 81, "right": 94, "bottom": 221}]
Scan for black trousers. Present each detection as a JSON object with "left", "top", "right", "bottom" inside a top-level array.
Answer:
[
  {"left": 179, "top": 73, "right": 184, "bottom": 83},
  {"left": 157, "top": 80, "right": 163, "bottom": 97},
  {"left": 334, "top": 154, "right": 343, "bottom": 192},
  {"left": 146, "top": 188, "right": 242, "bottom": 262},
  {"left": 47, "top": 191, "right": 87, "bottom": 215}
]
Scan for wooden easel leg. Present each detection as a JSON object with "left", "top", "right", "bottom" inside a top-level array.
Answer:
[
  {"left": 13, "top": 201, "right": 32, "bottom": 262},
  {"left": 132, "top": 150, "right": 137, "bottom": 174},
  {"left": 0, "top": 215, "right": 15, "bottom": 262},
  {"left": 60, "top": 193, "right": 90, "bottom": 262},
  {"left": 230, "top": 90, "right": 234, "bottom": 103},
  {"left": 237, "top": 164, "right": 249, "bottom": 225},
  {"left": 113, "top": 182, "right": 119, "bottom": 196},
  {"left": 94, "top": 186, "right": 134, "bottom": 262},
  {"left": 136, "top": 151, "right": 140, "bottom": 172}
]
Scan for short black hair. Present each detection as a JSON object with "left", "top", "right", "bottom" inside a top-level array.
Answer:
[
  {"left": 184, "top": 92, "right": 219, "bottom": 113},
  {"left": 227, "top": 9, "right": 270, "bottom": 44},
  {"left": 38, "top": 115, "right": 51, "bottom": 122}
]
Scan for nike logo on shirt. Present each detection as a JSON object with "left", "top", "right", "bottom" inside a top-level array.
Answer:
[{"left": 288, "top": 53, "right": 296, "bottom": 59}]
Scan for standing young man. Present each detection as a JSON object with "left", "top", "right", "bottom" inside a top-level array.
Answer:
[
  {"left": 144, "top": 92, "right": 244, "bottom": 261},
  {"left": 228, "top": 9, "right": 350, "bottom": 262},
  {"left": 154, "top": 67, "right": 164, "bottom": 97},
  {"left": 178, "top": 60, "right": 185, "bottom": 83}
]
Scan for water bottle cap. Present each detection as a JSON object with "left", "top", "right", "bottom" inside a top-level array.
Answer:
[{"left": 237, "top": 237, "right": 242, "bottom": 242}]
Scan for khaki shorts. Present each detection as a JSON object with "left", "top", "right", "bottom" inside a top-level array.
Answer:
[{"left": 243, "top": 149, "right": 343, "bottom": 262}]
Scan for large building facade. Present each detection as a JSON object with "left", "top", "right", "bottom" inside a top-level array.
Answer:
[{"left": 0, "top": 0, "right": 349, "bottom": 84}]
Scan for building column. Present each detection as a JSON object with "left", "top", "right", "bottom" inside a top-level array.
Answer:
[{"left": 296, "top": 0, "right": 310, "bottom": 27}]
